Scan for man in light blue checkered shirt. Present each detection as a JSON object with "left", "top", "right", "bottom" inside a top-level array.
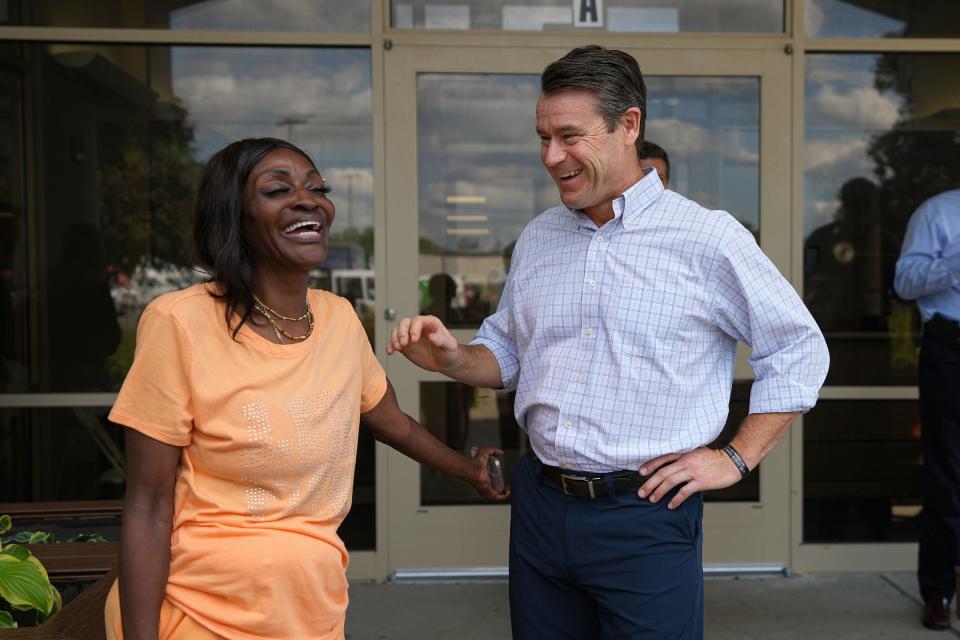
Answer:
[{"left": 389, "top": 45, "right": 829, "bottom": 640}]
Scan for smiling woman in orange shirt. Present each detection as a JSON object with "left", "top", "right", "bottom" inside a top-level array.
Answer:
[{"left": 104, "top": 138, "right": 506, "bottom": 640}]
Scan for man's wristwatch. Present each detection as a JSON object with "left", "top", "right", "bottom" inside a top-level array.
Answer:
[{"left": 721, "top": 444, "right": 750, "bottom": 479}]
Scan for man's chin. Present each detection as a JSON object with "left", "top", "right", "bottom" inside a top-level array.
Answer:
[{"left": 558, "top": 193, "right": 584, "bottom": 210}]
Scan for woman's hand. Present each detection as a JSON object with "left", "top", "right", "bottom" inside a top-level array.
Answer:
[{"left": 468, "top": 447, "right": 510, "bottom": 501}]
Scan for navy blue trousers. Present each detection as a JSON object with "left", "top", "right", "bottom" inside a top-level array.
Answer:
[
  {"left": 509, "top": 453, "right": 704, "bottom": 639},
  {"left": 918, "top": 334, "right": 960, "bottom": 603}
]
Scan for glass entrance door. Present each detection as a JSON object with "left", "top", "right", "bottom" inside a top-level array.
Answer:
[{"left": 382, "top": 45, "right": 792, "bottom": 571}]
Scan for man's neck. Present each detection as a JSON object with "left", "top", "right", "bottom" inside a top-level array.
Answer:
[
  {"left": 583, "top": 202, "right": 616, "bottom": 227},
  {"left": 581, "top": 170, "right": 645, "bottom": 227}
]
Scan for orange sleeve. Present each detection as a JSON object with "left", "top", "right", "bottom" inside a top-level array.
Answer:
[{"left": 109, "top": 304, "right": 194, "bottom": 446}]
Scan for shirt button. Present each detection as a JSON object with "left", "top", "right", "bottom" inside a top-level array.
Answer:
[
  {"left": 585, "top": 328, "right": 593, "bottom": 336},
  {"left": 575, "top": 374, "right": 583, "bottom": 383},
  {"left": 564, "top": 420, "right": 572, "bottom": 429},
  {"left": 589, "top": 281, "right": 597, "bottom": 288},
  {"left": 563, "top": 463, "right": 572, "bottom": 469},
  {"left": 597, "top": 236, "right": 604, "bottom": 242}
]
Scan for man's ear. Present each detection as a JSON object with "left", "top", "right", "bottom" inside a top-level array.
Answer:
[{"left": 619, "top": 107, "right": 642, "bottom": 144}]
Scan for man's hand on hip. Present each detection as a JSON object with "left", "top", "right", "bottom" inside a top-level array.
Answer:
[
  {"left": 387, "top": 315, "right": 462, "bottom": 373},
  {"left": 637, "top": 447, "right": 743, "bottom": 509}
]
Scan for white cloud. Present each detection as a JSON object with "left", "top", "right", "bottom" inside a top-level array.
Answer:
[
  {"left": 806, "top": 63, "right": 873, "bottom": 88},
  {"left": 814, "top": 84, "right": 900, "bottom": 129},
  {"left": 805, "top": 138, "right": 868, "bottom": 171},
  {"left": 805, "top": 0, "right": 825, "bottom": 36},
  {"left": 325, "top": 167, "right": 374, "bottom": 229},
  {"left": 646, "top": 118, "right": 710, "bottom": 154},
  {"left": 719, "top": 128, "right": 759, "bottom": 164}
]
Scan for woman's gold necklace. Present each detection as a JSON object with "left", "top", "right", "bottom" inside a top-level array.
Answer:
[
  {"left": 252, "top": 295, "right": 314, "bottom": 342},
  {"left": 253, "top": 293, "right": 310, "bottom": 321}
]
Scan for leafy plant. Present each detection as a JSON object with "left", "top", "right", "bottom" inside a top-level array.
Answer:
[
  {"left": 1, "top": 531, "right": 107, "bottom": 545},
  {"left": 0, "top": 515, "right": 62, "bottom": 629}
]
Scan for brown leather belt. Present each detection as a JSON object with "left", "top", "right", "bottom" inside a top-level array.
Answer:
[{"left": 533, "top": 453, "right": 649, "bottom": 499}]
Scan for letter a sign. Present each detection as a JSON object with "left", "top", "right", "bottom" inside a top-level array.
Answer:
[{"left": 573, "top": 0, "right": 604, "bottom": 28}]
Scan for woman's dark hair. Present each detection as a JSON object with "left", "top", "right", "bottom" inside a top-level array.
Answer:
[
  {"left": 541, "top": 45, "right": 647, "bottom": 152},
  {"left": 193, "top": 137, "right": 317, "bottom": 338}
]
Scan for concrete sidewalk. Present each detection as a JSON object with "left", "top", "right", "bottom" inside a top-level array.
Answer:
[{"left": 345, "top": 573, "right": 960, "bottom": 639}]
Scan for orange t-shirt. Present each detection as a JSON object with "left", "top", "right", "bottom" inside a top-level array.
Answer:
[{"left": 110, "top": 284, "right": 387, "bottom": 640}]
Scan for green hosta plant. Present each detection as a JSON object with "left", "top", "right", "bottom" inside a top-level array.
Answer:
[{"left": 0, "top": 515, "right": 62, "bottom": 629}]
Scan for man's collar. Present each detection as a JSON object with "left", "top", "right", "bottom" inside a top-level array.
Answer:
[
  {"left": 564, "top": 166, "right": 664, "bottom": 231},
  {"left": 619, "top": 167, "right": 664, "bottom": 228}
]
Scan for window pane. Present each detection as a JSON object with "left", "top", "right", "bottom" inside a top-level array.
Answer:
[
  {"left": 646, "top": 76, "right": 760, "bottom": 237},
  {"left": 416, "top": 74, "right": 546, "bottom": 329},
  {"left": 420, "top": 382, "right": 525, "bottom": 505},
  {"left": 2, "top": 44, "right": 376, "bottom": 550},
  {"left": 9, "top": 0, "right": 369, "bottom": 32},
  {"left": 803, "top": 53, "right": 960, "bottom": 385},
  {"left": 806, "top": 0, "right": 960, "bottom": 38},
  {"left": 0, "top": 407, "right": 124, "bottom": 503},
  {"left": 1, "top": 44, "right": 373, "bottom": 393},
  {"left": 417, "top": 73, "right": 760, "bottom": 329},
  {"left": 804, "top": 400, "right": 921, "bottom": 542},
  {"left": 393, "top": 0, "right": 783, "bottom": 32}
]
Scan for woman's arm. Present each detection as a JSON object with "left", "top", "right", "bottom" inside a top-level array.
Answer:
[
  {"left": 119, "top": 429, "right": 181, "bottom": 640},
  {"left": 361, "top": 379, "right": 507, "bottom": 500}
]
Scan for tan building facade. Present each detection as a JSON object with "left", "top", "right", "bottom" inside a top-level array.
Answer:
[{"left": 1, "top": 0, "right": 959, "bottom": 581}]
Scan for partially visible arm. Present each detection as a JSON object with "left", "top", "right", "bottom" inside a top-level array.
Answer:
[
  {"left": 387, "top": 315, "right": 505, "bottom": 389},
  {"left": 727, "top": 411, "right": 798, "bottom": 470},
  {"left": 894, "top": 204, "right": 960, "bottom": 300},
  {"left": 361, "top": 379, "right": 506, "bottom": 500},
  {"left": 638, "top": 411, "right": 798, "bottom": 509},
  {"left": 119, "top": 429, "right": 181, "bottom": 640}
]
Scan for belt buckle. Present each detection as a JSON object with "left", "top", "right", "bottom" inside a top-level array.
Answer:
[{"left": 560, "top": 473, "right": 596, "bottom": 498}]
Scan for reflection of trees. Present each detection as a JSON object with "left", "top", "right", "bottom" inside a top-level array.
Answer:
[
  {"left": 97, "top": 114, "right": 201, "bottom": 387},
  {"left": 810, "top": 52, "right": 960, "bottom": 384},
  {"left": 867, "top": 53, "right": 960, "bottom": 369},
  {"left": 869, "top": 54, "right": 960, "bottom": 245},
  {"left": 99, "top": 122, "right": 200, "bottom": 274},
  {"left": 419, "top": 236, "right": 444, "bottom": 255}
]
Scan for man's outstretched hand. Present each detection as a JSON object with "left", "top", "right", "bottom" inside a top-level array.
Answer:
[{"left": 387, "top": 315, "right": 462, "bottom": 373}]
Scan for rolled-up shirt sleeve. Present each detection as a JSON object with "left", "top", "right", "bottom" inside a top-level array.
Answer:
[
  {"left": 894, "top": 202, "right": 960, "bottom": 301},
  {"left": 711, "top": 223, "right": 830, "bottom": 415}
]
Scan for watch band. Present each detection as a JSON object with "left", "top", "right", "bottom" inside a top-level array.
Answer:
[{"left": 722, "top": 444, "right": 750, "bottom": 478}]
